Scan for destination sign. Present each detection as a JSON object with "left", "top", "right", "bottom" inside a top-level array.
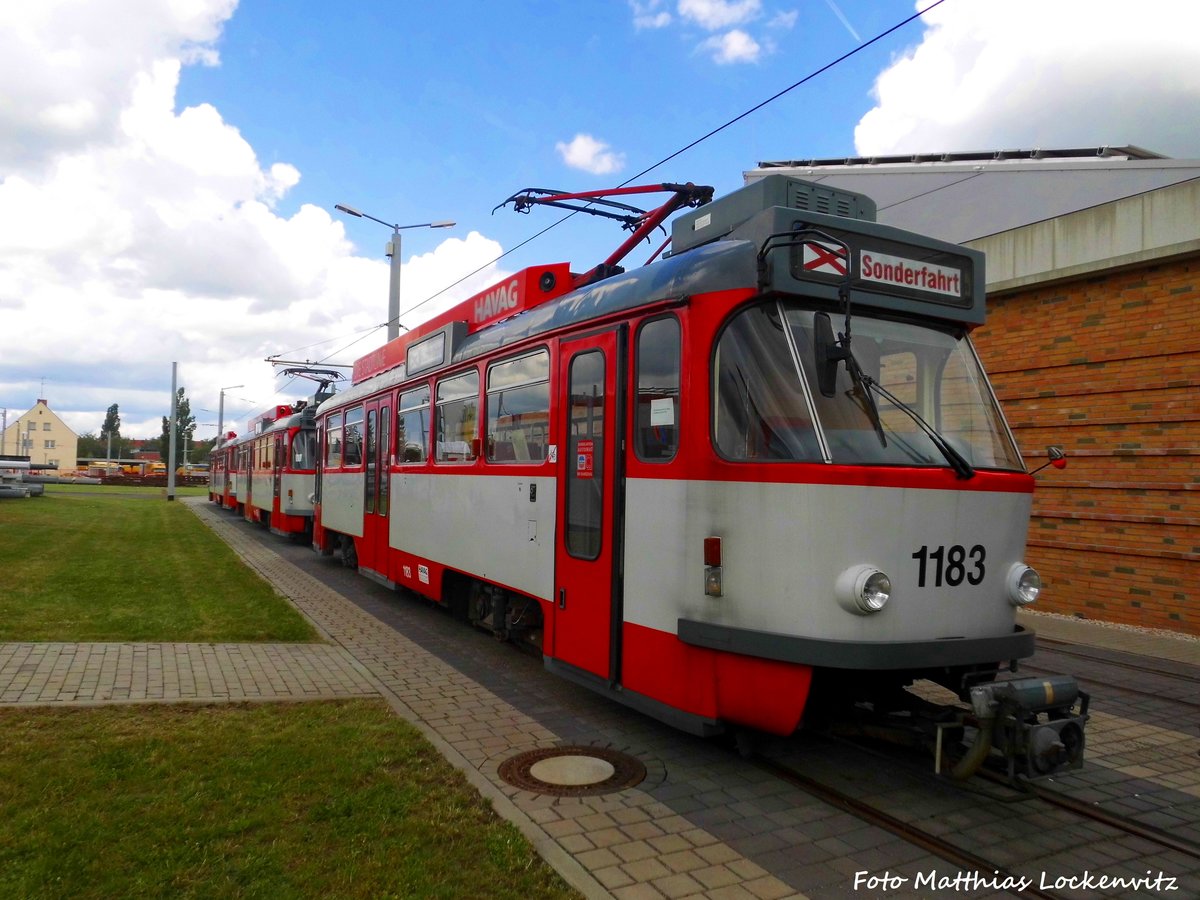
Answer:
[{"left": 859, "top": 251, "right": 963, "bottom": 299}]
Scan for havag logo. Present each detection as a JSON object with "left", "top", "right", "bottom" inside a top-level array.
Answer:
[{"left": 473, "top": 279, "right": 520, "bottom": 324}]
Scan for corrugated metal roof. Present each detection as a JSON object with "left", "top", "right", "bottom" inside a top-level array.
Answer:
[{"left": 746, "top": 147, "right": 1200, "bottom": 244}]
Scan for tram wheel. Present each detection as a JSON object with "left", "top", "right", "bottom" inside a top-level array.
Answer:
[{"left": 340, "top": 535, "right": 358, "bottom": 569}]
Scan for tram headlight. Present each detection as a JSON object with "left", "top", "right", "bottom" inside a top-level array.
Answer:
[
  {"left": 1006, "top": 564, "right": 1041, "bottom": 606},
  {"left": 836, "top": 565, "right": 891, "bottom": 615}
]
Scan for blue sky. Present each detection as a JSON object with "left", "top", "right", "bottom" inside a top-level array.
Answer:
[
  {"left": 2, "top": 0, "right": 1198, "bottom": 441},
  {"left": 174, "top": 0, "right": 924, "bottom": 273}
]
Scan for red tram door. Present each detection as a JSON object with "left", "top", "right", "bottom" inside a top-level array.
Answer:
[
  {"left": 272, "top": 433, "right": 284, "bottom": 520},
  {"left": 553, "top": 330, "right": 625, "bottom": 681},
  {"left": 362, "top": 399, "right": 391, "bottom": 579},
  {"left": 241, "top": 444, "right": 253, "bottom": 517}
]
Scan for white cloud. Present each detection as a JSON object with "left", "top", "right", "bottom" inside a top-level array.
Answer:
[
  {"left": 395, "top": 232, "right": 510, "bottom": 328},
  {"left": 855, "top": 0, "right": 1200, "bottom": 158},
  {"left": 651, "top": 0, "right": 767, "bottom": 65},
  {"left": 770, "top": 11, "right": 799, "bottom": 31},
  {"left": 0, "top": 0, "right": 235, "bottom": 174},
  {"left": 555, "top": 133, "right": 627, "bottom": 175},
  {"left": 701, "top": 29, "right": 761, "bottom": 65},
  {"left": 0, "top": 1, "right": 510, "bottom": 440},
  {"left": 630, "top": 0, "right": 672, "bottom": 29},
  {"left": 678, "top": 0, "right": 761, "bottom": 31}
]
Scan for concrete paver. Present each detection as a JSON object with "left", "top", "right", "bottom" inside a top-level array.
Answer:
[{"left": 0, "top": 640, "right": 377, "bottom": 704}]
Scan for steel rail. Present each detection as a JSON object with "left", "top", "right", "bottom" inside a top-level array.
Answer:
[{"left": 752, "top": 754, "right": 1064, "bottom": 900}]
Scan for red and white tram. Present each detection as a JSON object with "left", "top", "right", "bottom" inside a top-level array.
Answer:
[
  {"left": 211, "top": 395, "right": 325, "bottom": 539},
  {"left": 310, "top": 176, "right": 1086, "bottom": 771},
  {"left": 235, "top": 404, "right": 314, "bottom": 536},
  {"left": 208, "top": 431, "right": 238, "bottom": 509}
]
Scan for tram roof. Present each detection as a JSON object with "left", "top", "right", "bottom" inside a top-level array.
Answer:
[
  {"left": 747, "top": 146, "right": 1200, "bottom": 245},
  {"left": 316, "top": 238, "right": 761, "bottom": 415}
]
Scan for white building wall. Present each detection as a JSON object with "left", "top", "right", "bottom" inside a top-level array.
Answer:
[{"left": 1, "top": 400, "right": 79, "bottom": 470}]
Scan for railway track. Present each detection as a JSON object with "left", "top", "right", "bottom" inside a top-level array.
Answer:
[
  {"left": 753, "top": 752, "right": 1063, "bottom": 899},
  {"left": 751, "top": 725, "right": 1200, "bottom": 899},
  {"left": 975, "top": 769, "right": 1200, "bottom": 862},
  {"left": 1035, "top": 637, "right": 1200, "bottom": 683},
  {"left": 1026, "top": 639, "right": 1200, "bottom": 710}
]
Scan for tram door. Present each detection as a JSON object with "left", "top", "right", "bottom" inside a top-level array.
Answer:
[
  {"left": 553, "top": 329, "right": 625, "bottom": 681},
  {"left": 272, "top": 433, "right": 284, "bottom": 518},
  {"left": 241, "top": 443, "right": 253, "bottom": 514},
  {"left": 362, "top": 399, "right": 391, "bottom": 577}
]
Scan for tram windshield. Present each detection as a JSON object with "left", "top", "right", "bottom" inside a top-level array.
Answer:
[
  {"left": 712, "top": 302, "right": 1023, "bottom": 471},
  {"left": 291, "top": 430, "right": 317, "bottom": 470}
]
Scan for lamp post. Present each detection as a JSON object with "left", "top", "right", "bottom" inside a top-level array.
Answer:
[
  {"left": 217, "top": 385, "right": 244, "bottom": 443},
  {"left": 333, "top": 205, "right": 454, "bottom": 342}
]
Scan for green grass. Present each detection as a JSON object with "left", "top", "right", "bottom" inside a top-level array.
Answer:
[
  {"left": 0, "top": 701, "right": 578, "bottom": 900},
  {"left": 43, "top": 483, "right": 210, "bottom": 497},
  {"left": 0, "top": 489, "right": 579, "bottom": 899},
  {"left": 0, "top": 492, "right": 315, "bottom": 642}
]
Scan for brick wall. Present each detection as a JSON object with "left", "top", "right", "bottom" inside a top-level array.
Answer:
[{"left": 972, "top": 256, "right": 1199, "bottom": 634}]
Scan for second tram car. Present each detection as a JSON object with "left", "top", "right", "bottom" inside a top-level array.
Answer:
[
  {"left": 240, "top": 403, "right": 321, "bottom": 538},
  {"left": 309, "top": 176, "right": 1086, "bottom": 774},
  {"left": 208, "top": 431, "right": 237, "bottom": 508},
  {"left": 211, "top": 398, "right": 323, "bottom": 539}
]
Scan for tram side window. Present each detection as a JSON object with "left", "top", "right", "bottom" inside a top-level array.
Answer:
[
  {"left": 713, "top": 304, "right": 820, "bottom": 462},
  {"left": 343, "top": 406, "right": 364, "bottom": 467},
  {"left": 325, "top": 412, "right": 343, "bottom": 468},
  {"left": 436, "top": 371, "right": 479, "bottom": 463},
  {"left": 635, "top": 317, "right": 681, "bottom": 462},
  {"left": 398, "top": 386, "right": 431, "bottom": 463},
  {"left": 487, "top": 350, "right": 550, "bottom": 462}
]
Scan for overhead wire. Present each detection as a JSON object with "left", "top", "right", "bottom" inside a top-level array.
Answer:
[
  {"left": 618, "top": 0, "right": 947, "bottom": 188},
  {"left": 276, "top": 0, "right": 946, "bottom": 374},
  {"left": 384, "top": 0, "right": 946, "bottom": 331}
]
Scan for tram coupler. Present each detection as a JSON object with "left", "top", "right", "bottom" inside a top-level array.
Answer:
[{"left": 968, "top": 675, "right": 1089, "bottom": 782}]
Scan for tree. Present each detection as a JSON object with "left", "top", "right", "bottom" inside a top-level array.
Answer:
[
  {"left": 190, "top": 436, "right": 217, "bottom": 462},
  {"left": 101, "top": 403, "right": 122, "bottom": 459},
  {"left": 161, "top": 387, "right": 197, "bottom": 465},
  {"left": 102, "top": 404, "right": 121, "bottom": 439},
  {"left": 77, "top": 432, "right": 105, "bottom": 458}
]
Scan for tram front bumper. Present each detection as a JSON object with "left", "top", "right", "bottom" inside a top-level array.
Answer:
[{"left": 677, "top": 619, "right": 1036, "bottom": 670}]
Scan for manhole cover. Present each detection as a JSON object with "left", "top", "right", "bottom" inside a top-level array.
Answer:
[{"left": 498, "top": 745, "right": 647, "bottom": 796}]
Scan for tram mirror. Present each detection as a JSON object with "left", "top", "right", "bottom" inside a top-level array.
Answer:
[{"left": 813, "top": 312, "right": 842, "bottom": 398}]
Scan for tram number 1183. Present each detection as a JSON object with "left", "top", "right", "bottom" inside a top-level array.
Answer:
[{"left": 912, "top": 544, "right": 986, "bottom": 588}]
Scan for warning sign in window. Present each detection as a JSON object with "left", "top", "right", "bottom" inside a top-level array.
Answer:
[{"left": 576, "top": 439, "right": 594, "bottom": 479}]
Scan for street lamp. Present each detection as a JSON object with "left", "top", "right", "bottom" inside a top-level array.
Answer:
[
  {"left": 217, "top": 385, "right": 244, "bottom": 442},
  {"left": 333, "top": 204, "right": 455, "bottom": 341}
]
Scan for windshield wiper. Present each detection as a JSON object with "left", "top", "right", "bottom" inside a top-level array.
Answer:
[
  {"left": 814, "top": 304, "right": 887, "bottom": 448},
  {"left": 859, "top": 376, "right": 976, "bottom": 480},
  {"left": 842, "top": 341, "right": 888, "bottom": 448}
]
